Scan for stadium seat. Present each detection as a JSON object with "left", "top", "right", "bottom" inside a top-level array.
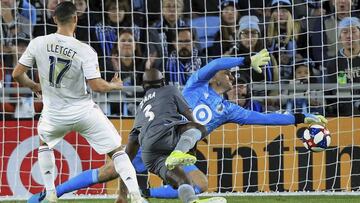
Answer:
[{"left": 191, "top": 16, "right": 220, "bottom": 50}]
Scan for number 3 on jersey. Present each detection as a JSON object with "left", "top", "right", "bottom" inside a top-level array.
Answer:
[
  {"left": 49, "top": 56, "right": 72, "bottom": 88},
  {"left": 143, "top": 104, "right": 155, "bottom": 121}
]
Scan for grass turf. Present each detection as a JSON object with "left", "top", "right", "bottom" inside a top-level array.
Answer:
[{"left": 3, "top": 196, "right": 360, "bottom": 203}]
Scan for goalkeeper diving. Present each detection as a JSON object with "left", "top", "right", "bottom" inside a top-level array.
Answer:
[
  {"left": 28, "top": 48, "right": 327, "bottom": 202},
  {"left": 127, "top": 48, "right": 328, "bottom": 199}
]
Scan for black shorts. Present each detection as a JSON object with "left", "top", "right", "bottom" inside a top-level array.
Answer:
[{"left": 141, "top": 126, "right": 181, "bottom": 182}]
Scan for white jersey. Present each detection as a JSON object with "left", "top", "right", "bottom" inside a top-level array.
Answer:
[{"left": 19, "top": 33, "right": 101, "bottom": 120}]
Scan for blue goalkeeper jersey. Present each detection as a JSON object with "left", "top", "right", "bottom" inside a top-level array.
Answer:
[
  {"left": 133, "top": 57, "right": 299, "bottom": 172},
  {"left": 183, "top": 57, "right": 297, "bottom": 134}
]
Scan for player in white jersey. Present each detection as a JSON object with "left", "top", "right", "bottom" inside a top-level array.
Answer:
[{"left": 12, "top": 2, "right": 146, "bottom": 203}]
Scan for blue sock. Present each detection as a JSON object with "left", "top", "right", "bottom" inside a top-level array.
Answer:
[
  {"left": 149, "top": 185, "right": 178, "bottom": 198},
  {"left": 149, "top": 184, "right": 201, "bottom": 198},
  {"left": 56, "top": 169, "right": 99, "bottom": 197},
  {"left": 149, "top": 165, "right": 202, "bottom": 198}
]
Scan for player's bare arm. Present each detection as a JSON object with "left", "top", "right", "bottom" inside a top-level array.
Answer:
[
  {"left": 12, "top": 63, "right": 42, "bottom": 98},
  {"left": 182, "top": 109, "right": 195, "bottom": 122},
  {"left": 126, "top": 135, "right": 140, "bottom": 160},
  {"left": 87, "top": 72, "right": 123, "bottom": 92}
]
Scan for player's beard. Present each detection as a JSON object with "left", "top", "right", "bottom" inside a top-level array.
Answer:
[{"left": 178, "top": 48, "right": 192, "bottom": 63}]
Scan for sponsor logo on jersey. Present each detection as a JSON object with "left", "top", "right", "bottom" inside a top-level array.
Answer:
[{"left": 193, "top": 104, "right": 212, "bottom": 125}]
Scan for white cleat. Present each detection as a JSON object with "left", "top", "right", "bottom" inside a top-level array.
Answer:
[
  {"left": 41, "top": 191, "right": 57, "bottom": 203},
  {"left": 128, "top": 192, "right": 148, "bottom": 203},
  {"left": 191, "top": 197, "right": 227, "bottom": 203}
]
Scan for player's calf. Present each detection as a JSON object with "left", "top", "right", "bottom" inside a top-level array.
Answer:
[
  {"left": 109, "top": 148, "right": 147, "bottom": 202},
  {"left": 97, "top": 161, "right": 119, "bottom": 183},
  {"left": 38, "top": 145, "right": 56, "bottom": 201}
]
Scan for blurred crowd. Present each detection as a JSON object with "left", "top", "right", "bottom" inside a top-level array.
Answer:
[{"left": 1, "top": 0, "right": 360, "bottom": 118}]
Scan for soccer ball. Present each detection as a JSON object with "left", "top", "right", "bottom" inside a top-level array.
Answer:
[{"left": 302, "top": 124, "right": 331, "bottom": 152}]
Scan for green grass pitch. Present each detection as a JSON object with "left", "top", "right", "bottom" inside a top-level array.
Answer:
[{"left": 4, "top": 196, "right": 360, "bottom": 203}]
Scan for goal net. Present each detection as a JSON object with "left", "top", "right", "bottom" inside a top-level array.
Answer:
[{"left": 1, "top": 0, "right": 360, "bottom": 199}]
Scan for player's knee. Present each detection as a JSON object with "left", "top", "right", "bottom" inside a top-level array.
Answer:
[
  {"left": 181, "top": 122, "right": 207, "bottom": 138},
  {"left": 196, "top": 124, "right": 207, "bottom": 138},
  {"left": 107, "top": 145, "right": 126, "bottom": 158},
  {"left": 39, "top": 139, "right": 47, "bottom": 146},
  {"left": 97, "top": 161, "right": 119, "bottom": 183},
  {"left": 190, "top": 122, "right": 207, "bottom": 138}
]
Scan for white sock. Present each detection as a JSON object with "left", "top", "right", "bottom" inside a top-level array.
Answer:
[
  {"left": 38, "top": 146, "right": 56, "bottom": 193},
  {"left": 178, "top": 184, "right": 198, "bottom": 203},
  {"left": 175, "top": 128, "right": 202, "bottom": 153},
  {"left": 112, "top": 151, "right": 140, "bottom": 195}
]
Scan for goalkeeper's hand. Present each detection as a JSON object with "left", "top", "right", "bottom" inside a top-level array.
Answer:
[
  {"left": 250, "top": 49, "right": 271, "bottom": 73},
  {"left": 303, "top": 113, "right": 328, "bottom": 126}
]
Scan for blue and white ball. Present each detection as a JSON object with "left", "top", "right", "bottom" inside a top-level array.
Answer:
[{"left": 302, "top": 124, "right": 331, "bottom": 152}]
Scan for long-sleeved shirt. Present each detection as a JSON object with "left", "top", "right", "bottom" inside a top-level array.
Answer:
[{"left": 183, "top": 57, "right": 298, "bottom": 133}]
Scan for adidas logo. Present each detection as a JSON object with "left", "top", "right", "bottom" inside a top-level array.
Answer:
[{"left": 126, "top": 177, "right": 132, "bottom": 181}]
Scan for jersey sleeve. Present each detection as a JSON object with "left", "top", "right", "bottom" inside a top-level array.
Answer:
[
  {"left": 18, "top": 38, "right": 37, "bottom": 67},
  {"left": 172, "top": 86, "right": 191, "bottom": 114},
  {"left": 226, "top": 101, "right": 296, "bottom": 125},
  {"left": 82, "top": 46, "right": 101, "bottom": 79},
  {"left": 185, "top": 57, "right": 249, "bottom": 89}
]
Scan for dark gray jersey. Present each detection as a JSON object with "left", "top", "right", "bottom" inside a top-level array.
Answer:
[{"left": 129, "top": 85, "right": 191, "bottom": 151}]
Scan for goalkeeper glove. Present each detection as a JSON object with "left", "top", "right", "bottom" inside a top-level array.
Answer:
[
  {"left": 304, "top": 113, "right": 328, "bottom": 126},
  {"left": 294, "top": 113, "right": 328, "bottom": 126},
  {"left": 250, "top": 49, "right": 271, "bottom": 73}
]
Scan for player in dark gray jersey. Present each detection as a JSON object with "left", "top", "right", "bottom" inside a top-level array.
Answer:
[
  {"left": 134, "top": 85, "right": 190, "bottom": 153},
  {"left": 127, "top": 68, "right": 226, "bottom": 203}
]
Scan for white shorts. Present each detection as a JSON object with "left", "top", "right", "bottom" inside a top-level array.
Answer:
[{"left": 38, "top": 104, "right": 122, "bottom": 154}]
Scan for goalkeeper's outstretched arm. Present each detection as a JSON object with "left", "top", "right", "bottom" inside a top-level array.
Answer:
[
  {"left": 227, "top": 102, "right": 328, "bottom": 126},
  {"left": 196, "top": 49, "right": 270, "bottom": 82},
  {"left": 196, "top": 57, "right": 251, "bottom": 82}
]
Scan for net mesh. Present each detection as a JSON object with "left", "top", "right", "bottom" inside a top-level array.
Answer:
[{"left": 1, "top": 0, "right": 360, "bottom": 198}]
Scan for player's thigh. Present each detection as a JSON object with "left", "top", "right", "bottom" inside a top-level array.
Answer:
[
  {"left": 75, "top": 105, "right": 121, "bottom": 155},
  {"left": 37, "top": 115, "right": 72, "bottom": 148},
  {"left": 141, "top": 152, "right": 167, "bottom": 181},
  {"left": 141, "top": 152, "right": 190, "bottom": 188},
  {"left": 177, "top": 122, "right": 207, "bottom": 138},
  {"left": 143, "top": 128, "right": 179, "bottom": 152}
]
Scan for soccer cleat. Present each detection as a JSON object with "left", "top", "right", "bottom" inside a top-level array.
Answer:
[
  {"left": 140, "top": 188, "right": 150, "bottom": 198},
  {"left": 191, "top": 197, "right": 227, "bottom": 203},
  {"left": 128, "top": 192, "right": 148, "bottom": 203},
  {"left": 28, "top": 191, "right": 46, "bottom": 203},
  {"left": 41, "top": 191, "right": 57, "bottom": 203},
  {"left": 165, "top": 150, "right": 197, "bottom": 170}
]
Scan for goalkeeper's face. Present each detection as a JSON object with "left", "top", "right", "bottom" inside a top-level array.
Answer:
[{"left": 213, "top": 70, "right": 234, "bottom": 92}]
